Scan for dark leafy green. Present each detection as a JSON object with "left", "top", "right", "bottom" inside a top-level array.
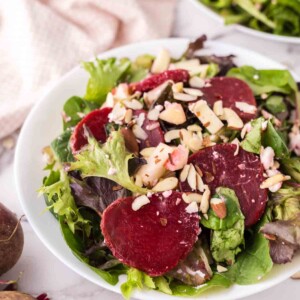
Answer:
[
  {"left": 265, "top": 95, "right": 287, "bottom": 115},
  {"left": 51, "top": 129, "right": 74, "bottom": 163},
  {"left": 281, "top": 157, "right": 300, "bottom": 183}
]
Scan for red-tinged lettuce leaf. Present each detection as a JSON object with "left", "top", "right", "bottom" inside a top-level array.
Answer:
[{"left": 260, "top": 215, "right": 300, "bottom": 264}]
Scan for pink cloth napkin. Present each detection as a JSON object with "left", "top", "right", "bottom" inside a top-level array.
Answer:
[{"left": 0, "top": 0, "right": 176, "bottom": 139}]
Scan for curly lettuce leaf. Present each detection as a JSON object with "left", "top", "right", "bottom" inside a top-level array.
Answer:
[
  {"left": 39, "top": 167, "right": 90, "bottom": 234},
  {"left": 83, "top": 57, "right": 130, "bottom": 105},
  {"left": 227, "top": 66, "right": 298, "bottom": 96},
  {"left": 69, "top": 131, "right": 147, "bottom": 194}
]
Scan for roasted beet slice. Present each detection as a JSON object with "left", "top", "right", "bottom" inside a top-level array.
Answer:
[
  {"left": 133, "top": 110, "right": 165, "bottom": 149},
  {"left": 181, "top": 144, "right": 268, "bottom": 226},
  {"left": 70, "top": 107, "right": 112, "bottom": 153},
  {"left": 131, "top": 69, "right": 189, "bottom": 93},
  {"left": 200, "top": 77, "right": 257, "bottom": 122},
  {"left": 101, "top": 192, "right": 200, "bottom": 276}
]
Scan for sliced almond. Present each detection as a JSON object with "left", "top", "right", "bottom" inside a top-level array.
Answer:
[
  {"left": 189, "top": 100, "right": 224, "bottom": 134},
  {"left": 144, "top": 81, "right": 170, "bottom": 108},
  {"left": 164, "top": 129, "right": 181, "bottom": 143},
  {"left": 213, "top": 100, "right": 223, "bottom": 117},
  {"left": 260, "top": 174, "right": 291, "bottom": 189},
  {"left": 152, "top": 177, "right": 178, "bottom": 192},
  {"left": 210, "top": 197, "right": 227, "bottom": 219},
  {"left": 182, "top": 192, "right": 202, "bottom": 204},
  {"left": 151, "top": 48, "right": 171, "bottom": 73},
  {"left": 185, "top": 201, "right": 199, "bottom": 214},
  {"left": 172, "top": 82, "right": 183, "bottom": 93},
  {"left": 132, "top": 195, "right": 150, "bottom": 211},
  {"left": 132, "top": 125, "right": 148, "bottom": 140},
  {"left": 140, "top": 147, "right": 155, "bottom": 158},
  {"left": 196, "top": 173, "right": 205, "bottom": 192},
  {"left": 134, "top": 174, "right": 143, "bottom": 187},
  {"left": 222, "top": 108, "right": 244, "bottom": 130},
  {"left": 159, "top": 103, "right": 186, "bottom": 125},
  {"left": 189, "top": 76, "right": 205, "bottom": 88},
  {"left": 180, "top": 164, "right": 191, "bottom": 182},
  {"left": 235, "top": 102, "right": 257, "bottom": 114},
  {"left": 187, "top": 164, "right": 197, "bottom": 190},
  {"left": 217, "top": 265, "right": 228, "bottom": 273},
  {"left": 124, "top": 109, "right": 133, "bottom": 124},
  {"left": 199, "top": 185, "right": 210, "bottom": 214},
  {"left": 187, "top": 124, "right": 202, "bottom": 132},
  {"left": 123, "top": 99, "right": 143, "bottom": 110},
  {"left": 183, "top": 88, "right": 203, "bottom": 97},
  {"left": 173, "top": 92, "right": 197, "bottom": 102}
]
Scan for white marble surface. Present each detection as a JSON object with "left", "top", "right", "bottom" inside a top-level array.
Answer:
[{"left": 1, "top": 0, "right": 300, "bottom": 299}]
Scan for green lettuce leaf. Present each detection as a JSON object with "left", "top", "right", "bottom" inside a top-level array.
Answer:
[
  {"left": 222, "top": 211, "right": 273, "bottom": 285},
  {"left": 62, "top": 96, "right": 97, "bottom": 130},
  {"left": 170, "top": 274, "right": 231, "bottom": 296},
  {"left": 227, "top": 66, "right": 298, "bottom": 96},
  {"left": 202, "top": 187, "right": 244, "bottom": 231},
  {"left": 153, "top": 277, "right": 172, "bottom": 295},
  {"left": 83, "top": 57, "right": 131, "bottom": 105},
  {"left": 70, "top": 131, "right": 147, "bottom": 194},
  {"left": 281, "top": 157, "right": 300, "bottom": 183},
  {"left": 50, "top": 129, "right": 74, "bottom": 163},
  {"left": 265, "top": 95, "right": 287, "bottom": 115},
  {"left": 240, "top": 117, "right": 264, "bottom": 154},
  {"left": 121, "top": 268, "right": 158, "bottom": 300},
  {"left": 60, "top": 217, "right": 120, "bottom": 285},
  {"left": 39, "top": 167, "right": 89, "bottom": 234}
]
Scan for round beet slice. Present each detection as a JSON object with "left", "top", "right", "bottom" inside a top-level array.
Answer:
[
  {"left": 130, "top": 69, "right": 189, "bottom": 93},
  {"left": 133, "top": 110, "right": 165, "bottom": 149},
  {"left": 181, "top": 144, "right": 268, "bottom": 226},
  {"left": 200, "top": 77, "right": 257, "bottom": 122},
  {"left": 70, "top": 107, "right": 112, "bottom": 153},
  {"left": 101, "top": 192, "right": 200, "bottom": 276}
]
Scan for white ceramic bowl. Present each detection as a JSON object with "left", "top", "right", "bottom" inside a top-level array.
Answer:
[
  {"left": 15, "top": 38, "right": 300, "bottom": 300},
  {"left": 189, "top": 0, "right": 300, "bottom": 44}
]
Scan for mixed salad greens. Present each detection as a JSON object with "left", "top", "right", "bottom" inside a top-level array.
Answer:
[
  {"left": 199, "top": 0, "right": 300, "bottom": 37},
  {"left": 40, "top": 36, "right": 300, "bottom": 299}
]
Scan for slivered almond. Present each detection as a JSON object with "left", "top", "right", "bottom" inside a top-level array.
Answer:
[
  {"left": 196, "top": 173, "right": 204, "bottom": 192},
  {"left": 164, "top": 129, "right": 181, "bottom": 143},
  {"left": 124, "top": 109, "right": 133, "bottom": 123},
  {"left": 159, "top": 103, "right": 186, "bottom": 125},
  {"left": 260, "top": 174, "right": 291, "bottom": 189},
  {"left": 172, "top": 82, "right": 183, "bottom": 93},
  {"left": 134, "top": 174, "right": 143, "bottom": 187},
  {"left": 199, "top": 185, "right": 210, "bottom": 214},
  {"left": 123, "top": 99, "right": 143, "bottom": 110},
  {"left": 183, "top": 88, "right": 203, "bottom": 97},
  {"left": 231, "top": 138, "right": 240, "bottom": 156},
  {"left": 140, "top": 147, "right": 155, "bottom": 157},
  {"left": 189, "top": 100, "right": 224, "bottom": 134},
  {"left": 172, "top": 59, "right": 200, "bottom": 70},
  {"left": 189, "top": 76, "right": 205, "bottom": 88},
  {"left": 187, "top": 164, "right": 197, "bottom": 190},
  {"left": 185, "top": 201, "right": 199, "bottom": 214},
  {"left": 132, "top": 125, "right": 148, "bottom": 140},
  {"left": 217, "top": 265, "right": 228, "bottom": 273},
  {"left": 180, "top": 164, "right": 191, "bottom": 182},
  {"left": 182, "top": 193, "right": 202, "bottom": 203},
  {"left": 235, "top": 102, "right": 257, "bottom": 114},
  {"left": 213, "top": 100, "right": 223, "bottom": 116},
  {"left": 132, "top": 195, "right": 150, "bottom": 211},
  {"left": 151, "top": 48, "right": 171, "bottom": 73},
  {"left": 152, "top": 177, "right": 178, "bottom": 192},
  {"left": 144, "top": 81, "right": 170, "bottom": 108},
  {"left": 173, "top": 92, "right": 197, "bottom": 102},
  {"left": 210, "top": 197, "right": 227, "bottom": 219},
  {"left": 222, "top": 108, "right": 244, "bottom": 130}
]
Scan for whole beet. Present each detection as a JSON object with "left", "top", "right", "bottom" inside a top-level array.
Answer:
[{"left": 0, "top": 203, "right": 24, "bottom": 275}]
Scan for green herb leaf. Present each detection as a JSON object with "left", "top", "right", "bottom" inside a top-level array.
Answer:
[
  {"left": 70, "top": 131, "right": 147, "bottom": 194},
  {"left": 83, "top": 57, "right": 131, "bottom": 105}
]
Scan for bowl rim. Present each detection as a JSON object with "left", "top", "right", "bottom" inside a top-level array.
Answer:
[{"left": 14, "top": 37, "right": 300, "bottom": 300}]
